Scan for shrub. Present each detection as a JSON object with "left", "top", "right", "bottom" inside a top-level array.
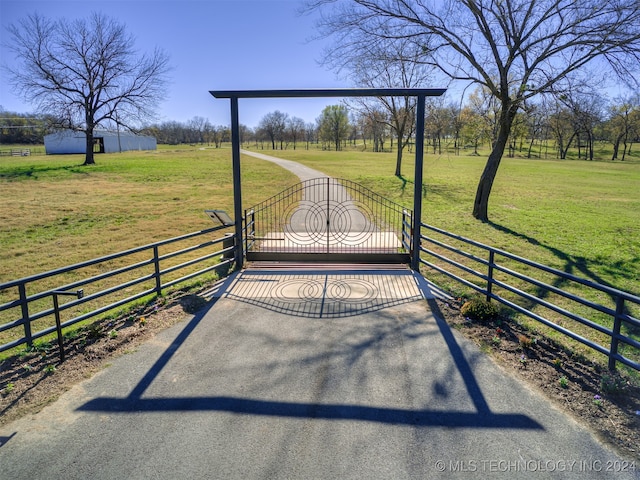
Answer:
[
  {"left": 460, "top": 298, "right": 499, "bottom": 322},
  {"left": 600, "top": 373, "right": 626, "bottom": 394}
]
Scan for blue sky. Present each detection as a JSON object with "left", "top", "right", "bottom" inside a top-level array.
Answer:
[{"left": 0, "top": 0, "right": 349, "bottom": 127}]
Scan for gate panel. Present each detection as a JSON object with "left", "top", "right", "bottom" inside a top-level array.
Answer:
[{"left": 245, "top": 178, "right": 412, "bottom": 263}]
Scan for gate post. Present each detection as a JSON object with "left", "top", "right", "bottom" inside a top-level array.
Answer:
[
  {"left": 230, "top": 97, "right": 244, "bottom": 269},
  {"left": 411, "top": 94, "right": 426, "bottom": 271}
]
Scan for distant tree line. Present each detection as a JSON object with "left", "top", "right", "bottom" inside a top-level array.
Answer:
[
  {"left": 141, "top": 117, "right": 231, "bottom": 147},
  {"left": 0, "top": 109, "right": 60, "bottom": 144},
  {"left": 3, "top": 93, "right": 639, "bottom": 163},
  {"left": 247, "top": 91, "right": 640, "bottom": 163}
]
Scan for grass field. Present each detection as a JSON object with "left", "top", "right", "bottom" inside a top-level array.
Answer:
[
  {"left": 0, "top": 146, "right": 297, "bottom": 283},
  {"left": 263, "top": 145, "right": 640, "bottom": 297},
  {"left": 1, "top": 143, "right": 639, "bottom": 368}
]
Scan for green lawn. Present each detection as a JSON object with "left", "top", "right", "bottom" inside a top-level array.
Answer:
[
  {"left": 0, "top": 146, "right": 297, "bottom": 282},
  {"left": 1, "top": 143, "right": 639, "bottom": 369},
  {"left": 4, "top": 144, "right": 636, "bottom": 293}
]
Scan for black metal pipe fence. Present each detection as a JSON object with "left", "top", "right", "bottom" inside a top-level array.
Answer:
[
  {"left": 418, "top": 221, "right": 640, "bottom": 372},
  {"left": 0, "top": 225, "right": 235, "bottom": 356}
]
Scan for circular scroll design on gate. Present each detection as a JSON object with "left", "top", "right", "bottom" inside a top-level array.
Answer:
[
  {"left": 271, "top": 278, "right": 379, "bottom": 305},
  {"left": 283, "top": 199, "right": 376, "bottom": 247}
]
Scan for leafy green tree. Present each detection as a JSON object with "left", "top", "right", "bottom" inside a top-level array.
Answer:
[{"left": 318, "top": 105, "right": 350, "bottom": 151}]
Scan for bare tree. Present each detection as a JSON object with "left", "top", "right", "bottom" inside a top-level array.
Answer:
[
  {"left": 286, "top": 116, "right": 306, "bottom": 150},
  {"left": 5, "top": 12, "right": 170, "bottom": 165},
  {"left": 608, "top": 95, "right": 640, "bottom": 161},
  {"left": 307, "top": 0, "right": 640, "bottom": 221},
  {"left": 329, "top": 34, "right": 431, "bottom": 176},
  {"left": 210, "top": 125, "right": 228, "bottom": 148},
  {"left": 304, "top": 122, "right": 317, "bottom": 150},
  {"left": 523, "top": 103, "right": 546, "bottom": 159},
  {"left": 359, "top": 108, "right": 388, "bottom": 152},
  {"left": 547, "top": 102, "right": 575, "bottom": 160},
  {"left": 239, "top": 124, "right": 252, "bottom": 148},
  {"left": 553, "top": 89, "right": 604, "bottom": 161},
  {"left": 258, "top": 111, "right": 288, "bottom": 149},
  {"left": 187, "top": 116, "right": 208, "bottom": 144},
  {"left": 425, "top": 99, "right": 453, "bottom": 155},
  {"left": 570, "top": 94, "right": 604, "bottom": 161},
  {"left": 447, "top": 102, "right": 464, "bottom": 155}
]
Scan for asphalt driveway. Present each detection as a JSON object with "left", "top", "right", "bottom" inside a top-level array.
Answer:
[{"left": 0, "top": 266, "right": 636, "bottom": 479}]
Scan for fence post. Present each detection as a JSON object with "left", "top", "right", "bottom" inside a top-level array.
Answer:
[
  {"left": 608, "top": 296, "right": 625, "bottom": 371},
  {"left": 486, "top": 250, "right": 495, "bottom": 303},
  {"left": 326, "top": 177, "right": 331, "bottom": 252},
  {"left": 411, "top": 94, "right": 426, "bottom": 271},
  {"left": 222, "top": 233, "right": 235, "bottom": 260},
  {"left": 19, "top": 283, "right": 32, "bottom": 348},
  {"left": 51, "top": 289, "right": 84, "bottom": 362},
  {"left": 244, "top": 209, "right": 255, "bottom": 257},
  {"left": 402, "top": 210, "right": 408, "bottom": 251},
  {"left": 250, "top": 209, "right": 255, "bottom": 255},
  {"left": 230, "top": 96, "right": 244, "bottom": 270},
  {"left": 52, "top": 292, "right": 64, "bottom": 361},
  {"left": 153, "top": 245, "right": 162, "bottom": 295}
]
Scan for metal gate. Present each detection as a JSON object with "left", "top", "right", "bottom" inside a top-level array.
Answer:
[{"left": 244, "top": 178, "right": 412, "bottom": 263}]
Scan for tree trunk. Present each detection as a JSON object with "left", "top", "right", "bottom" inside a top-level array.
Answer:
[
  {"left": 472, "top": 105, "right": 517, "bottom": 222},
  {"left": 561, "top": 132, "right": 577, "bottom": 160},
  {"left": 394, "top": 137, "right": 403, "bottom": 177},
  {"left": 527, "top": 137, "right": 535, "bottom": 158},
  {"left": 612, "top": 134, "right": 623, "bottom": 160},
  {"left": 83, "top": 129, "right": 95, "bottom": 165}
]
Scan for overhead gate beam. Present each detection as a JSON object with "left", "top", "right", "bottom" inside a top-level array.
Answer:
[{"left": 210, "top": 88, "right": 447, "bottom": 269}]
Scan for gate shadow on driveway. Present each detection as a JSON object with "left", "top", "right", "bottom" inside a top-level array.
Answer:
[
  {"left": 220, "top": 268, "right": 441, "bottom": 318},
  {"left": 78, "top": 270, "right": 542, "bottom": 430}
]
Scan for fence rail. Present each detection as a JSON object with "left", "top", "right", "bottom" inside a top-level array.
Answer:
[
  {"left": 3, "top": 217, "right": 638, "bottom": 373},
  {"left": 0, "top": 148, "right": 32, "bottom": 156},
  {"left": 0, "top": 225, "right": 234, "bottom": 356},
  {"left": 418, "top": 221, "right": 640, "bottom": 372}
]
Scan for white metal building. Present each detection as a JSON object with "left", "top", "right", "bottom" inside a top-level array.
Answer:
[{"left": 44, "top": 130, "right": 157, "bottom": 154}]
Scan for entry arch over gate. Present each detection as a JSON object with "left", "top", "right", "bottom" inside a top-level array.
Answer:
[{"left": 209, "top": 88, "right": 447, "bottom": 269}]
